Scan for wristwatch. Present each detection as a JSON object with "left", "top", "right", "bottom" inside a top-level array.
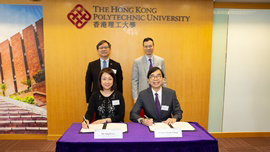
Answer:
[{"left": 139, "top": 118, "right": 144, "bottom": 124}]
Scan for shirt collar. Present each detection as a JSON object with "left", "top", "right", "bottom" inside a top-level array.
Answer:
[
  {"left": 100, "top": 58, "right": 109, "bottom": 62},
  {"left": 151, "top": 87, "right": 162, "bottom": 95},
  {"left": 145, "top": 55, "right": 154, "bottom": 61}
]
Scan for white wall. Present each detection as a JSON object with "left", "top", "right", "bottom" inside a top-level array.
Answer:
[{"left": 223, "top": 10, "right": 270, "bottom": 132}]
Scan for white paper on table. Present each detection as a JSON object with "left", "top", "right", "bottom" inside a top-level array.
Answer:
[
  {"left": 106, "top": 123, "right": 128, "bottom": 132},
  {"left": 171, "top": 122, "right": 195, "bottom": 131},
  {"left": 80, "top": 124, "right": 103, "bottom": 133},
  {"left": 149, "top": 122, "right": 172, "bottom": 132}
]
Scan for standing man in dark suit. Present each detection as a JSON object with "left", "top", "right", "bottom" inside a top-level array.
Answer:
[
  {"left": 85, "top": 40, "right": 123, "bottom": 103},
  {"left": 130, "top": 67, "right": 183, "bottom": 126}
]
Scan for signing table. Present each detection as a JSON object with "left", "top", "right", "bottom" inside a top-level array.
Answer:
[{"left": 56, "top": 122, "right": 219, "bottom": 152}]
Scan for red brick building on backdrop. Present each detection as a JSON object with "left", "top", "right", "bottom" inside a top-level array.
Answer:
[{"left": 0, "top": 18, "right": 45, "bottom": 105}]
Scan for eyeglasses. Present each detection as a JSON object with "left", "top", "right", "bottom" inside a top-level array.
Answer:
[
  {"left": 98, "top": 46, "right": 109, "bottom": 50},
  {"left": 144, "top": 45, "right": 153, "bottom": 49},
  {"left": 149, "top": 74, "right": 162, "bottom": 80}
]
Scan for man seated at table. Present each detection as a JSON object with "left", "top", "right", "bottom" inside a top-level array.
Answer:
[{"left": 130, "top": 67, "right": 183, "bottom": 126}]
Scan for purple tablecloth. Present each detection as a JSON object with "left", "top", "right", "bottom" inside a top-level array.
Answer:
[{"left": 56, "top": 122, "right": 219, "bottom": 152}]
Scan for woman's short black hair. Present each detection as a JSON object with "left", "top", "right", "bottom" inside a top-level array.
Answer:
[
  {"left": 147, "top": 67, "right": 164, "bottom": 79},
  {"left": 96, "top": 40, "right": 111, "bottom": 50},
  {"left": 98, "top": 68, "right": 117, "bottom": 91}
]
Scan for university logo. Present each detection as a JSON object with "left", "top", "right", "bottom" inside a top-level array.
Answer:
[{"left": 67, "top": 4, "right": 91, "bottom": 29}]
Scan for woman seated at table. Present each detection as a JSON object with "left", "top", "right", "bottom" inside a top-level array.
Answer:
[{"left": 82, "top": 68, "right": 125, "bottom": 128}]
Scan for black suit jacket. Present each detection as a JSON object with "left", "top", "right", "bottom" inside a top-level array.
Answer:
[
  {"left": 130, "top": 87, "right": 183, "bottom": 122},
  {"left": 85, "top": 59, "right": 123, "bottom": 103}
]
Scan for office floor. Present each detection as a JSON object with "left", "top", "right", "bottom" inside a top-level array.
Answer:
[
  {"left": 218, "top": 137, "right": 270, "bottom": 152},
  {"left": 0, "top": 137, "right": 270, "bottom": 152},
  {"left": 0, "top": 140, "right": 56, "bottom": 152}
]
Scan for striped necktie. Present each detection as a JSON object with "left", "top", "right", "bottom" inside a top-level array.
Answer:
[{"left": 102, "top": 60, "right": 107, "bottom": 69}]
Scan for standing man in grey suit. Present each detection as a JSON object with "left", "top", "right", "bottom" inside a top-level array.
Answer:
[
  {"left": 132, "top": 37, "right": 166, "bottom": 103},
  {"left": 130, "top": 67, "right": 183, "bottom": 126},
  {"left": 85, "top": 40, "right": 123, "bottom": 103}
]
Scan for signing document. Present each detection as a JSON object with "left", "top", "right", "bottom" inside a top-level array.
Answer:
[
  {"left": 80, "top": 123, "right": 127, "bottom": 133},
  {"left": 149, "top": 122, "right": 195, "bottom": 132}
]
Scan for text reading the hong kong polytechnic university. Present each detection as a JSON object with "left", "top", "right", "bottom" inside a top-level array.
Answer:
[
  {"left": 92, "top": 6, "right": 190, "bottom": 28},
  {"left": 93, "top": 6, "right": 190, "bottom": 22},
  {"left": 67, "top": 4, "right": 191, "bottom": 29}
]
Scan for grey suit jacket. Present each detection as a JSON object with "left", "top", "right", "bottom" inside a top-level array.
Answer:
[
  {"left": 131, "top": 55, "right": 166, "bottom": 100},
  {"left": 130, "top": 87, "right": 183, "bottom": 122}
]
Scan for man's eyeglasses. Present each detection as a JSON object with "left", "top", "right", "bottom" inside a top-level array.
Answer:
[
  {"left": 149, "top": 74, "right": 162, "bottom": 80},
  {"left": 98, "top": 46, "right": 109, "bottom": 50},
  {"left": 144, "top": 45, "right": 153, "bottom": 49}
]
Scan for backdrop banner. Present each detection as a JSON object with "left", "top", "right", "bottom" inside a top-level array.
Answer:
[
  {"left": 43, "top": 0, "right": 213, "bottom": 137},
  {"left": 0, "top": 4, "right": 47, "bottom": 134}
]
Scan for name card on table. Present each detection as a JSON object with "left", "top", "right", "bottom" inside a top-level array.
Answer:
[
  {"left": 154, "top": 129, "right": 182, "bottom": 138},
  {"left": 94, "top": 130, "right": 123, "bottom": 139}
]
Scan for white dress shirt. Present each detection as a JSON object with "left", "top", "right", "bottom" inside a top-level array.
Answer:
[
  {"left": 100, "top": 58, "right": 109, "bottom": 69},
  {"left": 145, "top": 55, "right": 154, "bottom": 69},
  {"left": 152, "top": 87, "right": 162, "bottom": 106}
]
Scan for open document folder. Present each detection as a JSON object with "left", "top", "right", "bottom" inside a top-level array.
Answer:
[
  {"left": 149, "top": 122, "right": 196, "bottom": 132},
  {"left": 80, "top": 123, "right": 128, "bottom": 133}
]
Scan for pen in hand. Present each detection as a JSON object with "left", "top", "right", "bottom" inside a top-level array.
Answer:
[
  {"left": 144, "top": 115, "right": 154, "bottom": 124},
  {"left": 83, "top": 116, "right": 89, "bottom": 129}
]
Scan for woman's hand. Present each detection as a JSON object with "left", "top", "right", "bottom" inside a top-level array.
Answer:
[
  {"left": 92, "top": 118, "right": 112, "bottom": 124},
  {"left": 82, "top": 119, "right": 89, "bottom": 129}
]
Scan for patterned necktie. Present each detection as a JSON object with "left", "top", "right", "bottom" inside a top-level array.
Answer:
[
  {"left": 148, "top": 59, "right": 153, "bottom": 87},
  {"left": 149, "top": 59, "right": 153, "bottom": 70},
  {"left": 102, "top": 60, "right": 107, "bottom": 69},
  {"left": 155, "top": 93, "right": 161, "bottom": 117}
]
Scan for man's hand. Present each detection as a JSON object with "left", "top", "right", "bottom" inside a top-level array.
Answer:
[
  {"left": 163, "top": 118, "right": 176, "bottom": 125},
  {"left": 142, "top": 118, "right": 154, "bottom": 126},
  {"left": 133, "top": 98, "right": 137, "bottom": 103},
  {"left": 82, "top": 119, "right": 89, "bottom": 129}
]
